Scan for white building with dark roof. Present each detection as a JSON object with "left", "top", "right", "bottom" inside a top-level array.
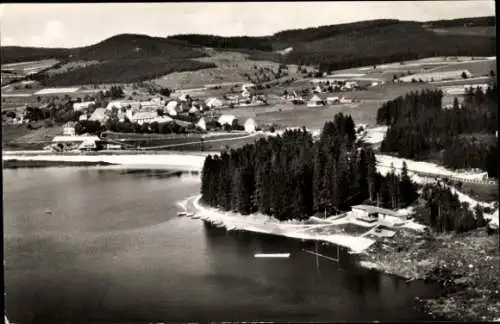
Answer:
[
  {"left": 73, "top": 101, "right": 95, "bottom": 111},
  {"left": 63, "top": 121, "right": 77, "bottom": 136},
  {"left": 244, "top": 118, "right": 257, "bottom": 133},
  {"left": 218, "top": 114, "right": 237, "bottom": 126}
]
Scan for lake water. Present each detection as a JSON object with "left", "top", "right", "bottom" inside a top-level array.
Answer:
[{"left": 3, "top": 167, "right": 444, "bottom": 323}]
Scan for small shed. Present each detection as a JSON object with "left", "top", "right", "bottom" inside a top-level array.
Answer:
[
  {"left": 63, "top": 121, "right": 77, "bottom": 136},
  {"left": 196, "top": 117, "right": 207, "bottom": 131},
  {"left": 218, "top": 114, "right": 237, "bottom": 126},
  {"left": 166, "top": 101, "right": 178, "bottom": 116},
  {"left": 89, "top": 108, "right": 107, "bottom": 122},
  {"left": 73, "top": 101, "right": 95, "bottom": 111},
  {"left": 351, "top": 205, "right": 401, "bottom": 223},
  {"left": 205, "top": 97, "right": 223, "bottom": 109},
  {"left": 244, "top": 118, "right": 257, "bottom": 133}
]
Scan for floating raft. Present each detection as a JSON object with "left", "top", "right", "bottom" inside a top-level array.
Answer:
[{"left": 254, "top": 253, "right": 290, "bottom": 258}]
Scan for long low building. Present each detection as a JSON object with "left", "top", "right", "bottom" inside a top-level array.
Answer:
[
  {"left": 52, "top": 135, "right": 101, "bottom": 143},
  {"left": 399, "top": 70, "right": 472, "bottom": 83}
]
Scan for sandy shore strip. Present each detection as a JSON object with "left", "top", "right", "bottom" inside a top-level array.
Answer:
[
  {"left": 183, "top": 195, "right": 376, "bottom": 253},
  {"left": 2, "top": 153, "right": 206, "bottom": 171}
]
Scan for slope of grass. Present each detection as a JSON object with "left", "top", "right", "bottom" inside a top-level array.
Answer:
[{"left": 33, "top": 57, "right": 216, "bottom": 86}]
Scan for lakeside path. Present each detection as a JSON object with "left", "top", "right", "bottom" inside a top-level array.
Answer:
[{"left": 179, "top": 194, "right": 377, "bottom": 254}]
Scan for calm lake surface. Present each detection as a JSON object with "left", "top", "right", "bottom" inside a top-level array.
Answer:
[{"left": 4, "top": 167, "right": 444, "bottom": 323}]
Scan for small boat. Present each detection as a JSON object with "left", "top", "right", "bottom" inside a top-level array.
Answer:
[
  {"left": 185, "top": 213, "right": 194, "bottom": 218},
  {"left": 191, "top": 214, "right": 200, "bottom": 219},
  {"left": 254, "top": 253, "right": 290, "bottom": 258},
  {"left": 44, "top": 209, "right": 53, "bottom": 215},
  {"left": 177, "top": 212, "right": 187, "bottom": 217}
]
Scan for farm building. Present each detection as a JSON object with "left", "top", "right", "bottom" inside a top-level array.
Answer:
[
  {"left": 351, "top": 205, "right": 407, "bottom": 227},
  {"left": 313, "top": 85, "right": 323, "bottom": 93},
  {"left": 399, "top": 70, "right": 472, "bottom": 83},
  {"left": 218, "top": 114, "right": 237, "bottom": 126},
  {"left": 307, "top": 95, "right": 325, "bottom": 108},
  {"left": 106, "top": 100, "right": 140, "bottom": 111},
  {"left": 241, "top": 83, "right": 255, "bottom": 91},
  {"left": 73, "top": 101, "right": 95, "bottom": 111},
  {"left": 339, "top": 97, "right": 353, "bottom": 104},
  {"left": 326, "top": 96, "right": 340, "bottom": 104},
  {"left": 166, "top": 101, "right": 178, "bottom": 116},
  {"left": 196, "top": 117, "right": 207, "bottom": 130},
  {"left": 140, "top": 101, "right": 163, "bottom": 110},
  {"left": 178, "top": 93, "right": 190, "bottom": 102},
  {"left": 205, "top": 97, "right": 224, "bottom": 109},
  {"left": 63, "top": 121, "right": 77, "bottom": 136},
  {"left": 52, "top": 135, "right": 100, "bottom": 143},
  {"left": 79, "top": 114, "right": 88, "bottom": 121},
  {"left": 244, "top": 118, "right": 257, "bottom": 133},
  {"left": 128, "top": 111, "right": 158, "bottom": 125},
  {"left": 89, "top": 108, "right": 107, "bottom": 123}
]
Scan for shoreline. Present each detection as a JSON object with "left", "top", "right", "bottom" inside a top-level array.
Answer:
[
  {"left": 188, "top": 195, "right": 377, "bottom": 254},
  {"left": 2, "top": 159, "right": 115, "bottom": 169},
  {"left": 180, "top": 194, "right": 500, "bottom": 321}
]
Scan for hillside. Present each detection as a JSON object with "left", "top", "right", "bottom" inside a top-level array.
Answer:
[
  {"left": 1, "top": 34, "right": 207, "bottom": 64},
  {"left": 423, "top": 16, "right": 495, "bottom": 28},
  {"left": 2, "top": 34, "right": 214, "bottom": 86},
  {"left": 1, "top": 16, "right": 495, "bottom": 85}
]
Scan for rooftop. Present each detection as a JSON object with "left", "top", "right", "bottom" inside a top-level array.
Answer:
[{"left": 351, "top": 204, "right": 402, "bottom": 217}]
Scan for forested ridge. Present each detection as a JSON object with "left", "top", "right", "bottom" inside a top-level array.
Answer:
[
  {"left": 377, "top": 86, "right": 497, "bottom": 177},
  {"left": 201, "top": 113, "right": 418, "bottom": 221},
  {"left": 3, "top": 17, "right": 495, "bottom": 83}
]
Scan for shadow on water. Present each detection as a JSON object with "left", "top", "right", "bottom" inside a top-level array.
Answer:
[
  {"left": 202, "top": 223, "right": 446, "bottom": 322},
  {"left": 4, "top": 168, "right": 446, "bottom": 323}
]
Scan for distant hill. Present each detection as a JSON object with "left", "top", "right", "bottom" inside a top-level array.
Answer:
[
  {"left": 167, "top": 18, "right": 495, "bottom": 72},
  {"left": 1, "top": 34, "right": 215, "bottom": 86},
  {"left": 424, "top": 16, "right": 495, "bottom": 28},
  {"left": 1, "top": 16, "right": 495, "bottom": 84},
  {"left": 1, "top": 34, "right": 207, "bottom": 64}
]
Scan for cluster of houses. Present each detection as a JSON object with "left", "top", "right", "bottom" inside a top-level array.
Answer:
[{"left": 310, "top": 79, "right": 361, "bottom": 92}]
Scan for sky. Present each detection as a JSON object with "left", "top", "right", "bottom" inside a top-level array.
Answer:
[{"left": 0, "top": 1, "right": 495, "bottom": 48}]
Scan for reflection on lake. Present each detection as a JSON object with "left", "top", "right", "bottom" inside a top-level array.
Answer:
[{"left": 4, "top": 167, "right": 443, "bottom": 323}]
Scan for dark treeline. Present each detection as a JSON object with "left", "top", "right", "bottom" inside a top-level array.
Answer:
[
  {"left": 34, "top": 58, "right": 216, "bottom": 86},
  {"left": 417, "top": 183, "right": 490, "bottom": 234},
  {"left": 425, "top": 16, "right": 495, "bottom": 28},
  {"left": 377, "top": 86, "right": 497, "bottom": 177},
  {"left": 169, "top": 34, "right": 273, "bottom": 51},
  {"left": 281, "top": 22, "right": 496, "bottom": 71},
  {"left": 24, "top": 106, "right": 82, "bottom": 124},
  {"left": 76, "top": 119, "right": 191, "bottom": 135},
  {"left": 201, "top": 113, "right": 418, "bottom": 221}
]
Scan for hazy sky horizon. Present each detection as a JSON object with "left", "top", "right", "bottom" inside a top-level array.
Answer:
[{"left": 0, "top": 1, "right": 495, "bottom": 48}]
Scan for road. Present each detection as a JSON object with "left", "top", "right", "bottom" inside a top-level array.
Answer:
[{"left": 140, "top": 132, "right": 259, "bottom": 150}]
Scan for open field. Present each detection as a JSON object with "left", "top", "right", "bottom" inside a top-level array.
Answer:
[
  {"left": 2, "top": 59, "right": 59, "bottom": 73},
  {"left": 154, "top": 50, "right": 302, "bottom": 89},
  {"left": 427, "top": 60, "right": 496, "bottom": 76},
  {"left": 233, "top": 101, "right": 381, "bottom": 129},
  {"left": 430, "top": 26, "right": 496, "bottom": 37},
  {"left": 9, "top": 125, "right": 64, "bottom": 144},
  {"left": 330, "top": 57, "right": 495, "bottom": 81},
  {"left": 2, "top": 125, "right": 37, "bottom": 147},
  {"left": 455, "top": 182, "right": 499, "bottom": 204}
]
